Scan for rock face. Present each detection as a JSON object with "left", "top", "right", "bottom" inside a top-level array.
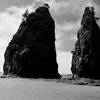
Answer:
[
  {"left": 71, "top": 7, "right": 100, "bottom": 79},
  {"left": 3, "top": 5, "right": 61, "bottom": 78}
]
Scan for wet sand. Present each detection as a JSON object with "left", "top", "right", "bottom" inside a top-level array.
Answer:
[{"left": 0, "top": 78, "right": 100, "bottom": 100}]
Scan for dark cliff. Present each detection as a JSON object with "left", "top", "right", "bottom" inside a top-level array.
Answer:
[
  {"left": 3, "top": 5, "right": 61, "bottom": 78},
  {"left": 71, "top": 7, "right": 100, "bottom": 79}
]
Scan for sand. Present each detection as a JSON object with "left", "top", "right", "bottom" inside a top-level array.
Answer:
[{"left": 0, "top": 78, "right": 100, "bottom": 100}]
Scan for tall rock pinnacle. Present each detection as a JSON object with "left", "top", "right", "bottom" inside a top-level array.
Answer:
[
  {"left": 71, "top": 7, "right": 100, "bottom": 79},
  {"left": 3, "top": 4, "right": 61, "bottom": 78}
]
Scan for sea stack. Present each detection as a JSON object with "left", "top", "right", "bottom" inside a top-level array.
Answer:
[
  {"left": 3, "top": 4, "right": 61, "bottom": 78},
  {"left": 71, "top": 7, "right": 100, "bottom": 79}
]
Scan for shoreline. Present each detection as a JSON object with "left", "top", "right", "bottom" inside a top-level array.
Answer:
[{"left": 0, "top": 74, "right": 100, "bottom": 86}]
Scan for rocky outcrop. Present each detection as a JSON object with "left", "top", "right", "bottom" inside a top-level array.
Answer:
[
  {"left": 3, "top": 5, "right": 61, "bottom": 78},
  {"left": 71, "top": 7, "right": 100, "bottom": 79}
]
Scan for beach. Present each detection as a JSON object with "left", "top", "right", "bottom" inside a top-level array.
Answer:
[{"left": 0, "top": 78, "right": 100, "bottom": 100}]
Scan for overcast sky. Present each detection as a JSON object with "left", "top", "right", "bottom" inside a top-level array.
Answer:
[{"left": 0, "top": 0, "right": 100, "bottom": 74}]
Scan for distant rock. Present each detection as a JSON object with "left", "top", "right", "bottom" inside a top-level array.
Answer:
[
  {"left": 71, "top": 7, "right": 100, "bottom": 79},
  {"left": 3, "top": 4, "right": 61, "bottom": 79}
]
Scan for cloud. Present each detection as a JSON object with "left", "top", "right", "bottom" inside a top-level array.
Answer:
[
  {"left": 57, "top": 51, "right": 72, "bottom": 74},
  {"left": 93, "top": 0, "right": 100, "bottom": 6},
  {"left": 55, "top": 22, "right": 79, "bottom": 51},
  {"left": 0, "top": 12, "right": 20, "bottom": 38}
]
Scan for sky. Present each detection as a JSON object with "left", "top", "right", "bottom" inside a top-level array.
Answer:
[{"left": 0, "top": 0, "right": 100, "bottom": 74}]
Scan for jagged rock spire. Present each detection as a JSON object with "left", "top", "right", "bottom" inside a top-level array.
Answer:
[
  {"left": 71, "top": 7, "right": 100, "bottom": 79},
  {"left": 3, "top": 5, "right": 61, "bottom": 79}
]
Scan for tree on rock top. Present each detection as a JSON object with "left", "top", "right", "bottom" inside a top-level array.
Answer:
[{"left": 22, "top": 9, "right": 29, "bottom": 21}]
